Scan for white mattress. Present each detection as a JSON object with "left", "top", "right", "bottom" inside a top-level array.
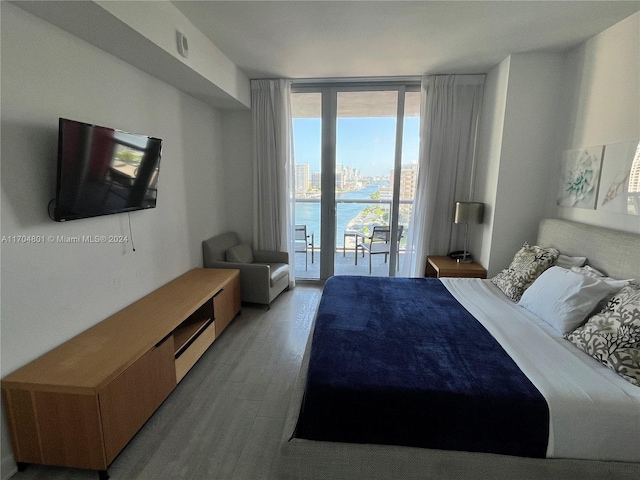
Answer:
[{"left": 441, "top": 278, "right": 640, "bottom": 463}]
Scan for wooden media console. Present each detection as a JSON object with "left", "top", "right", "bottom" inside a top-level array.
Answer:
[{"left": 1, "top": 268, "right": 241, "bottom": 479}]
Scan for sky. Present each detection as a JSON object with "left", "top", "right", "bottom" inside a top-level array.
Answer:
[{"left": 293, "top": 117, "right": 420, "bottom": 178}]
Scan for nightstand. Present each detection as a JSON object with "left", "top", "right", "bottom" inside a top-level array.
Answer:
[{"left": 425, "top": 255, "right": 487, "bottom": 279}]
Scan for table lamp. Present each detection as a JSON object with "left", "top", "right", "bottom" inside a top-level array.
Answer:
[{"left": 454, "top": 201, "right": 484, "bottom": 263}]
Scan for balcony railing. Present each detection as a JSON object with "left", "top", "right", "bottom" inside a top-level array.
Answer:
[{"left": 294, "top": 197, "right": 413, "bottom": 249}]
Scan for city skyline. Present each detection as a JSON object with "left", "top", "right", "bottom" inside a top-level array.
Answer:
[
  {"left": 295, "top": 162, "right": 418, "bottom": 195},
  {"left": 293, "top": 116, "right": 420, "bottom": 178}
]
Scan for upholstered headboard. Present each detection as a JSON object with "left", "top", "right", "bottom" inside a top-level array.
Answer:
[{"left": 537, "top": 218, "right": 639, "bottom": 281}]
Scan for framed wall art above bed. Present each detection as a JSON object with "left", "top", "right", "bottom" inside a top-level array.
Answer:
[
  {"left": 558, "top": 141, "right": 640, "bottom": 216},
  {"left": 596, "top": 140, "right": 640, "bottom": 216},
  {"left": 557, "top": 146, "right": 604, "bottom": 209}
]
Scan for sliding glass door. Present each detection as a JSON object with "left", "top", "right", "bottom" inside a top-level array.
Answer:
[
  {"left": 292, "top": 83, "right": 420, "bottom": 280},
  {"left": 291, "top": 92, "right": 323, "bottom": 279},
  {"left": 336, "top": 90, "right": 398, "bottom": 275}
]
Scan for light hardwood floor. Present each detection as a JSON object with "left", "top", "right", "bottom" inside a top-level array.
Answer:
[{"left": 8, "top": 284, "right": 323, "bottom": 480}]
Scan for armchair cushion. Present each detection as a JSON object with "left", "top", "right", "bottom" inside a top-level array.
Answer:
[
  {"left": 253, "top": 250, "right": 289, "bottom": 264},
  {"left": 226, "top": 243, "right": 254, "bottom": 264},
  {"left": 269, "top": 263, "right": 289, "bottom": 287},
  {"left": 203, "top": 232, "right": 240, "bottom": 264}
]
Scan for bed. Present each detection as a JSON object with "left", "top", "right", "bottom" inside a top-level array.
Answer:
[{"left": 276, "top": 219, "right": 640, "bottom": 480}]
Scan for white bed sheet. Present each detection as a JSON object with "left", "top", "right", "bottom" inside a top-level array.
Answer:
[{"left": 441, "top": 278, "right": 640, "bottom": 462}]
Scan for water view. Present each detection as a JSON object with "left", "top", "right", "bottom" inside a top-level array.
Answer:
[{"left": 295, "top": 184, "right": 388, "bottom": 248}]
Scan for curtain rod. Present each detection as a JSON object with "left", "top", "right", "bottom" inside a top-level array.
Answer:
[{"left": 291, "top": 76, "right": 421, "bottom": 87}]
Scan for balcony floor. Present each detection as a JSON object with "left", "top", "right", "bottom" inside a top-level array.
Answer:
[{"left": 293, "top": 248, "right": 404, "bottom": 279}]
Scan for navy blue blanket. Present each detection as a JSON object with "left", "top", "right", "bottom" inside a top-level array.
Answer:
[{"left": 294, "top": 276, "right": 549, "bottom": 458}]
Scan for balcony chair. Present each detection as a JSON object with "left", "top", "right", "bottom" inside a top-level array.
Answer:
[
  {"left": 359, "top": 225, "right": 404, "bottom": 274},
  {"left": 294, "top": 224, "right": 314, "bottom": 270},
  {"left": 202, "top": 232, "right": 289, "bottom": 307},
  {"left": 343, "top": 229, "right": 362, "bottom": 258}
]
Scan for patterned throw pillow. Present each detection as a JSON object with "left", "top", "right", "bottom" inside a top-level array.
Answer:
[
  {"left": 491, "top": 243, "right": 559, "bottom": 302},
  {"left": 565, "top": 284, "right": 640, "bottom": 386}
]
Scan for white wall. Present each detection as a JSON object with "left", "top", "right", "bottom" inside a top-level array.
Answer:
[
  {"left": 15, "top": 0, "right": 251, "bottom": 110},
  {"left": 490, "top": 54, "right": 565, "bottom": 275},
  {"left": 0, "top": 4, "right": 229, "bottom": 476},
  {"left": 550, "top": 12, "right": 640, "bottom": 232},
  {"left": 473, "top": 13, "right": 640, "bottom": 275},
  {"left": 473, "top": 57, "right": 510, "bottom": 272},
  {"left": 96, "top": 0, "right": 251, "bottom": 109},
  {"left": 222, "top": 111, "right": 255, "bottom": 243},
  {"left": 474, "top": 53, "right": 564, "bottom": 276}
]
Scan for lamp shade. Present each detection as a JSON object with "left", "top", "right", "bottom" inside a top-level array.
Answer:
[{"left": 454, "top": 202, "right": 484, "bottom": 225}]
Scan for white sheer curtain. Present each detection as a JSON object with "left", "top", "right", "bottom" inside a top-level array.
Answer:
[
  {"left": 251, "top": 79, "right": 296, "bottom": 286},
  {"left": 401, "top": 75, "right": 484, "bottom": 277}
]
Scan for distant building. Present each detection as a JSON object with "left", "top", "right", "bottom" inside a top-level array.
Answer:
[
  {"left": 296, "top": 164, "right": 310, "bottom": 194},
  {"left": 389, "top": 164, "right": 419, "bottom": 226},
  {"left": 629, "top": 144, "right": 640, "bottom": 193},
  {"left": 311, "top": 171, "right": 321, "bottom": 190},
  {"left": 378, "top": 186, "right": 393, "bottom": 200},
  {"left": 390, "top": 164, "right": 419, "bottom": 200},
  {"left": 400, "top": 164, "right": 418, "bottom": 200},
  {"left": 628, "top": 144, "right": 640, "bottom": 214}
]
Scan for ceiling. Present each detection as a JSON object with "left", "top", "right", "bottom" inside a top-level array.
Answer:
[{"left": 173, "top": 1, "right": 640, "bottom": 80}]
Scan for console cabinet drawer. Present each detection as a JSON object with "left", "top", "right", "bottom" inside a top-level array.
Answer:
[{"left": 175, "top": 320, "right": 216, "bottom": 382}]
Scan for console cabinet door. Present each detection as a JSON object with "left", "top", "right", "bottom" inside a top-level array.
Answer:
[
  {"left": 213, "top": 274, "right": 241, "bottom": 337},
  {"left": 2, "top": 388, "right": 107, "bottom": 470},
  {"left": 98, "top": 336, "right": 176, "bottom": 463}
]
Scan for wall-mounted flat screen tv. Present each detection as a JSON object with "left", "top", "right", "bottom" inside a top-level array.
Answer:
[{"left": 54, "top": 118, "right": 162, "bottom": 222}]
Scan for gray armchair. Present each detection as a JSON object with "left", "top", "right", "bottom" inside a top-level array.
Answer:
[{"left": 202, "top": 232, "right": 289, "bottom": 307}]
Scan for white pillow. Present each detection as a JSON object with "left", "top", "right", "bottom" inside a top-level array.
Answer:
[
  {"left": 570, "top": 265, "right": 605, "bottom": 277},
  {"left": 518, "top": 266, "right": 628, "bottom": 334},
  {"left": 555, "top": 254, "right": 587, "bottom": 268}
]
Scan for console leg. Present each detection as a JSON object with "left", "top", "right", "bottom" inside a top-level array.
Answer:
[
  {"left": 16, "top": 462, "right": 29, "bottom": 472},
  {"left": 98, "top": 469, "right": 109, "bottom": 480}
]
